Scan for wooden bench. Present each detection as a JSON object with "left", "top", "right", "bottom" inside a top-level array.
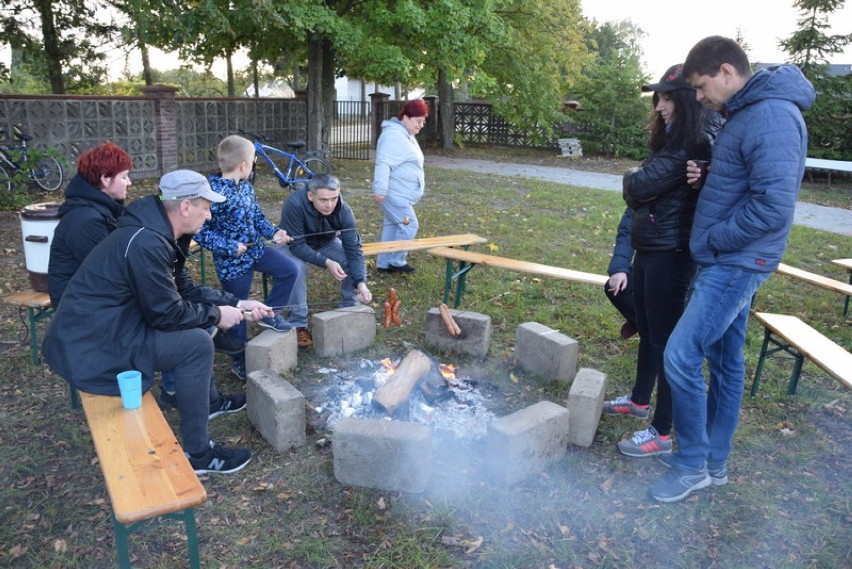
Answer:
[
  {"left": 750, "top": 311, "right": 852, "bottom": 395},
  {"left": 0, "top": 289, "right": 53, "bottom": 365},
  {"left": 775, "top": 262, "right": 852, "bottom": 317},
  {"left": 261, "top": 233, "right": 488, "bottom": 297},
  {"left": 80, "top": 390, "right": 207, "bottom": 568},
  {"left": 832, "top": 258, "right": 852, "bottom": 317},
  {"left": 427, "top": 246, "right": 609, "bottom": 308},
  {"left": 804, "top": 157, "right": 852, "bottom": 187}
]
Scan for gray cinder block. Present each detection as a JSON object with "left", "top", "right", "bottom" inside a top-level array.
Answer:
[
  {"left": 515, "top": 322, "right": 578, "bottom": 382},
  {"left": 424, "top": 307, "right": 491, "bottom": 358},
  {"left": 333, "top": 417, "right": 432, "bottom": 493},
  {"left": 246, "top": 369, "right": 306, "bottom": 451},
  {"left": 486, "top": 401, "right": 570, "bottom": 484},
  {"left": 312, "top": 305, "right": 376, "bottom": 356},
  {"left": 246, "top": 328, "right": 297, "bottom": 375},
  {"left": 566, "top": 368, "right": 607, "bottom": 447}
]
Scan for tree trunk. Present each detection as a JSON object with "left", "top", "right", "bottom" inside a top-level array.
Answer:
[
  {"left": 307, "top": 34, "right": 324, "bottom": 153},
  {"left": 321, "top": 38, "right": 336, "bottom": 154},
  {"left": 139, "top": 42, "right": 153, "bottom": 86},
  {"left": 226, "top": 51, "right": 235, "bottom": 97},
  {"left": 372, "top": 350, "right": 435, "bottom": 414},
  {"left": 438, "top": 66, "right": 455, "bottom": 149},
  {"left": 34, "top": 0, "right": 65, "bottom": 94}
]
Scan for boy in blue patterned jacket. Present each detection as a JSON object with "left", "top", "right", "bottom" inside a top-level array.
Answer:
[{"left": 194, "top": 135, "right": 299, "bottom": 379}]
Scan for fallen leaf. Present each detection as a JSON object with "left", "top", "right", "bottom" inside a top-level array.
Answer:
[
  {"left": 779, "top": 427, "right": 796, "bottom": 437},
  {"left": 486, "top": 243, "right": 500, "bottom": 252},
  {"left": 54, "top": 539, "right": 67, "bottom": 553},
  {"left": 463, "top": 536, "right": 484, "bottom": 554},
  {"left": 509, "top": 372, "right": 519, "bottom": 383},
  {"left": 377, "top": 496, "right": 386, "bottom": 510},
  {"left": 599, "top": 477, "right": 613, "bottom": 492}
]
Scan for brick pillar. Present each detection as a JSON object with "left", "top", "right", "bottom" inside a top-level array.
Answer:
[
  {"left": 369, "top": 92, "right": 390, "bottom": 149},
  {"left": 142, "top": 84, "right": 180, "bottom": 175}
]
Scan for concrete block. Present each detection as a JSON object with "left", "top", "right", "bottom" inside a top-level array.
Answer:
[
  {"left": 486, "top": 401, "right": 570, "bottom": 484},
  {"left": 312, "top": 305, "right": 376, "bottom": 357},
  {"left": 424, "top": 307, "right": 491, "bottom": 358},
  {"left": 246, "top": 369, "right": 306, "bottom": 451},
  {"left": 333, "top": 417, "right": 432, "bottom": 493},
  {"left": 566, "top": 368, "right": 607, "bottom": 447},
  {"left": 515, "top": 322, "right": 578, "bottom": 382},
  {"left": 245, "top": 329, "right": 297, "bottom": 375}
]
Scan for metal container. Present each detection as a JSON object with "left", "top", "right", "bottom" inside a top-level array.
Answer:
[{"left": 19, "top": 202, "right": 61, "bottom": 293}]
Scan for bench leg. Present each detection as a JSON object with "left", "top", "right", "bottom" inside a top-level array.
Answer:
[
  {"left": 442, "top": 259, "right": 476, "bottom": 308},
  {"left": 112, "top": 516, "right": 133, "bottom": 569},
  {"left": 750, "top": 328, "right": 772, "bottom": 395},
  {"left": 844, "top": 272, "right": 851, "bottom": 319},
  {"left": 184, "top": 507, "right": 201, "bottom": 569},
  {"left": 110, "top": 508, "right": 202, "bottom": 568}
]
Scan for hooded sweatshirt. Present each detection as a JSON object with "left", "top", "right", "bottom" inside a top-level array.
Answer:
[
  {"left": 690, "top": 64, "right": 815, "bottom": 272},
  {"left": 47, "top": 173, "right": 125, "bottom": 307},
  {"left": 372, "top": 117, "right": 425, "bottom": 204}
]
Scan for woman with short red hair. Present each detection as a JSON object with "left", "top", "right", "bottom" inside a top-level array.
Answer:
[
  {"left": 372, "top": 98, "right": 428, "bottom": 274},
  {"left": 48, "top": 142, "right": 133, "bottom": 307}
]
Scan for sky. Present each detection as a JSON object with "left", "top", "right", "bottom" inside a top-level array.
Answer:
[{"left": 582, "top": 0, "right": 852, "bottom": 81}]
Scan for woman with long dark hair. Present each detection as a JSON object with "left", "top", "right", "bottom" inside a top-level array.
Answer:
[{"left": 603, "top": 64, "right": 722, "bottom": 458}]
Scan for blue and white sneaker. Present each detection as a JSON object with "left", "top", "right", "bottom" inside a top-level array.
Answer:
[
  {"left": 649, "top": 467, "right": 711, "bottom": 503},
  {"left": 659, "top": 453, "right": 728, "bottom": 486},
  {"left": 258, "top": 315, "right": 293, "bottom": 332}
]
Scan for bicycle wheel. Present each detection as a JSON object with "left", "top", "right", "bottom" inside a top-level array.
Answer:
[
  {"left": 0, "top": 163, "right": 11, "bottom": 192},
  {"left": 31, "top": 155, "right": 64, "bottom": 191},
  {"left": 302, "top": 157, "right": 332, "bottom": 176}
]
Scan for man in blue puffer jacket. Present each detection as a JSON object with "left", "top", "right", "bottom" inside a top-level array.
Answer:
[{"left": 649, "top": 36, "right": 816, "bottom": 503}]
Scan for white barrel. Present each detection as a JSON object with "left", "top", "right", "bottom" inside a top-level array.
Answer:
[{"left": 19, "top": 202, "right": 61, "bottom": 292}]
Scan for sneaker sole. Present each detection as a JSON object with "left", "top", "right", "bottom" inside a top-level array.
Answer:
[
  {"left": 618, "top": 444, "right": 672, "bottom": 457},
  {"left": 650, "top": 474, "right": 712, "bottom": 503},
  {"left": 208, "top": 403, "right": 247, "bottom": 420},
  {"left": 659, "top": 454, "right": 728, "bottom": 486},
  {"left": 257, "top": 322, "right": 293, "bottom": 333},
  {"left": 603, "top": 409, "right": 650, "bottom": 419},
  {"left": 193, "top": 456, "right": 252, "bottom": 475}
]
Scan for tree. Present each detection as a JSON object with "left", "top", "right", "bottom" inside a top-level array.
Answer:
[
  {"left": 0, "top": 0, "right": 117, "bottom": 93},
  {"left": 780, "top": 0, "right": 852, "bottom": 159},
  {"left": 570, "top": 20, "right": 648, "bottom": 159}
]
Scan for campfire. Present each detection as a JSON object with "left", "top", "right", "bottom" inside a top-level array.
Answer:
[{"left": 314, "top": 349, "right": 495, "bottom": 440}]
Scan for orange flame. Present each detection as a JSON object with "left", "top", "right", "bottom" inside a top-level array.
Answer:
[{"left": 439, "top": 363, "right": 457, "bottom": 380}]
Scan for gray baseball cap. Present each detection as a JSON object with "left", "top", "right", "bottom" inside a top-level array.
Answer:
[{"left": 159, "top": 170, "right": 225, "bottom": 203}]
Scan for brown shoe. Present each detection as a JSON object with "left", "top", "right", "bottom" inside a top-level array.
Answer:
[
  {"left": 296, "top": 327, "right": 313, "bottom": 351},
  {"left": 620, "top": 321, "right": 637, "bottom": 340}
]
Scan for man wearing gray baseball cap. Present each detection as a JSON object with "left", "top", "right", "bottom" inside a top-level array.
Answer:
[{"left": 44, "top": 170, "right": 273, "bottom": 474}]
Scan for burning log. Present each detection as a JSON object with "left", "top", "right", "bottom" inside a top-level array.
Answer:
[{"left": 372, "top": 349, "right": 435, "bottom": 415}]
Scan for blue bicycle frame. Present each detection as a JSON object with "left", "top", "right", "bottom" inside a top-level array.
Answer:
[{"left": 251, "top": 141, "right": 314, "bottom": 190}]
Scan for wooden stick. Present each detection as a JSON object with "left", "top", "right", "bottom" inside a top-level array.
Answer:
[{"left": 372, "top": 349, "right": 434, "bottom": 414}]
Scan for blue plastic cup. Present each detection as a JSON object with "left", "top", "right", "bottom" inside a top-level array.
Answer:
[{"left": 116, "top": 370, "right": 142, "bottom": 410}]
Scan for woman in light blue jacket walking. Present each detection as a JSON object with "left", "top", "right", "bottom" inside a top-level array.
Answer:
[{"left": 372, "top": 99, "right": 428, "bottom": 273}]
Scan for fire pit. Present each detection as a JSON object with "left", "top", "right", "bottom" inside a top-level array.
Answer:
[{"left": 312, "top": 350, "right": 495, "bottom": 440}]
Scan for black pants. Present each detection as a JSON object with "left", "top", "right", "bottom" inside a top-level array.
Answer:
[
  {"left": 630, "top": 249, "right": 695, "bottom": 436},
  {"left": 604, "top": 268, "right": 637, "bottom": 330}
]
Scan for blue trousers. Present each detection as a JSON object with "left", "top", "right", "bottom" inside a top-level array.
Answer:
[
  {"left": 376, "top": 196, "right": 419, "bottom": 268},
  {"left": 278, "top": 239, "right": 360, "bottom": 328},
  {"left": 664, "top": 265, "right": 769, "bottom": 472}
]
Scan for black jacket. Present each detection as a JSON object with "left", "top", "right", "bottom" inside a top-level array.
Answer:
[
  {"left": 42, "top": 195, "right": 238, "bottom": 395},
  {"left": 47, "top": 173, "right": 125, "bottom": 307},
  {"left": 623, "top": 114, "right": 723, "bottom": 252},
  {"left": 279, "top": 189, "right": 367, "bottom": 287}
]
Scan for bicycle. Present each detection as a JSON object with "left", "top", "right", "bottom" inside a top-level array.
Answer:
[
  {"left": 237, "top": 129, "right": 332, "bottom": 192},
  {"left": 0, "top": 127, "right": 65, "bottom": 192}
]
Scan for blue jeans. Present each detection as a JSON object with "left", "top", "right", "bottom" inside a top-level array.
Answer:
[
  {"left": 220, "top": 247, "right": 299, "bottom": 344},
  {"left": 376, "top": 196, "right": 419, "bottom": 268},
  {"left": 278, "top": 238, "right": 361, "bottom": 328},
  {"left": 663, "top": 265, "right": 769, "bottom": 472}
]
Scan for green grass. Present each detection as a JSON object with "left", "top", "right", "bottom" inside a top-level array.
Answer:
[{"left": 0, "top": 150, "right": 849, "bottom": 568}]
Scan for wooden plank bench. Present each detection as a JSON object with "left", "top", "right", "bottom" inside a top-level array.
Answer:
[
  {"left": 260, "top": 233, "right": 488, "bottom": 297},
  {"left": 804, "top": 158, "right": 852, "bottom": 187},
  {"left": 750, "top": 311, "right": 852, "bottom": 395},
  {"left": 775, "top": 262, "right": 852, "bottom": 317},
  {"left": 832, "top": 258, "right": 852, "bottom": 317},
  {"left": 427, "top": 246, "right": 609, "bottom": 308},
  {"left": 0, "top": 289, "right": 53, "bottom": 365},
  {"left": 80, "top": 390, "right": 208, "bottom": 568}
]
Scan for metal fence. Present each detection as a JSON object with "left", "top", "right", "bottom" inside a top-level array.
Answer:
[{"left": 329, "top": 101, "right": 372, "bottom": 160}]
